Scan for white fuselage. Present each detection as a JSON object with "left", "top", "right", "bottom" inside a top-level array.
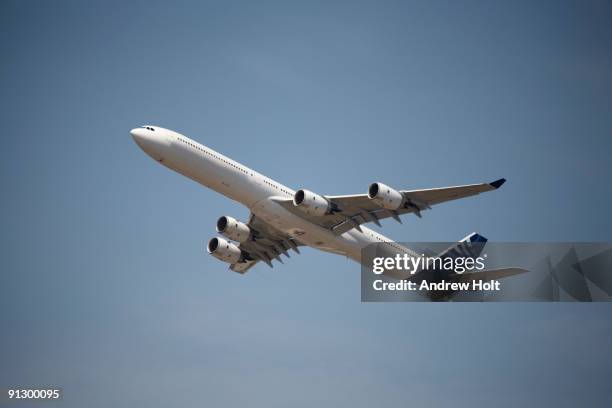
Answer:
[{"left": 131, "top": 126, "right": 398, "bottom": 263}]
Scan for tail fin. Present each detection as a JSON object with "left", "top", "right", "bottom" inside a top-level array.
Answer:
[{"left": 437, "top": 232, "right": 488, "bottom": 260}]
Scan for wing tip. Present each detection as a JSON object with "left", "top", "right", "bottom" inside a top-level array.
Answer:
[{"left": 489, "top": 178, "right": 506, "bottom": 189}]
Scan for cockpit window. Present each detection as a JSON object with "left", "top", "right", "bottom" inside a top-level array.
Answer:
[{"left": 140, "top": 126, "right": 155, "bottom": 131}]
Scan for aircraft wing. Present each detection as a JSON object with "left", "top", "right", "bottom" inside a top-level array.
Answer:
[
  {"left": 273, "top": 178, "right": 506, "bottom": 235},
  {"left": 228, "top": 213, "right": 303, "bottom": 274}
]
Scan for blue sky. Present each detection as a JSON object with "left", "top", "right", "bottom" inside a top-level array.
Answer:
[{"left": 1, "top": 1, "right": 611, "bottom": 406}]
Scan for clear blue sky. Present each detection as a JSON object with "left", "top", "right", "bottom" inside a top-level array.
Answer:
[{"left": 1, "top": 1, "right": 611, "bottom": 406}]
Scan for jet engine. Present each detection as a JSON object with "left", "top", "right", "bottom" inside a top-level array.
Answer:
[
  {"left": 216, "top": 216, "right": 251, "bottom": 243},
  {"left": 367, "top": 182, "right": 405, "bottom": 210},
  {"left": 207, "top": 237, "right": 242, "bottom": 264},
  {"left": 293, "top": 189, "right": 331, "bottom": 216}
]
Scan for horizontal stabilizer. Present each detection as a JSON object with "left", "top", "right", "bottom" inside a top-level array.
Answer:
[{"left": 458, "top": 267, "right": 528, "bottom": 283}]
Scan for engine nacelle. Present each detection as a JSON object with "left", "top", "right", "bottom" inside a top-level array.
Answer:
[
  {"left": 293, "top": 189, "right": 331, "bottom": 216},
  {"left": 207, "top": 237, "right": 242, "bottom": 264},
  {"left": 216, "top": 216, "right": 251, "bottom": 243},
  {"left": 367, "top": 182, "right": 405, "bottom": 210}
]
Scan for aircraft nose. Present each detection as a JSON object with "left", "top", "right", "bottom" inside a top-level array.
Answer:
[
  {"left": 130, "top": 126, "right": 165, "bottom": 161},
  {"left": 130, "top": 127, "right": 147, "bottom": 142}
]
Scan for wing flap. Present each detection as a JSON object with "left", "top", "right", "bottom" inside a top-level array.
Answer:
[
  {"left": 230, "top": 260, "right": 258, "bottom": 274},
  {"left": 225, "top": 213, "right": 304, "bottom": 273}
]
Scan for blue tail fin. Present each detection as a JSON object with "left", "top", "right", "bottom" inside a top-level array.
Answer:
[
  {"left": 465, "top": 232, "right": 487, "bottom": 244},
  {"left": 439, "top": 232, "right": 488, "bottom": 259}
]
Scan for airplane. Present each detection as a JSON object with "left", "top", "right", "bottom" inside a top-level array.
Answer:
[{"left": 130, "top": 125, "right": 523, "bottom": 285}]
